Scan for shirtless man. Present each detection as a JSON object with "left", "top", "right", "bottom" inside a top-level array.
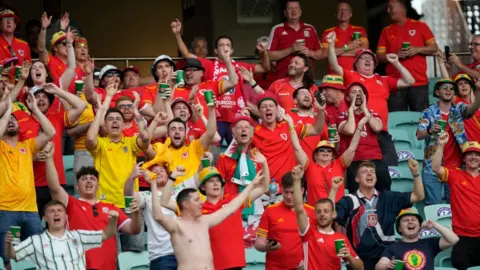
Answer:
[{"left": 144, "top": 167, "right": 264, "bottom": 270}]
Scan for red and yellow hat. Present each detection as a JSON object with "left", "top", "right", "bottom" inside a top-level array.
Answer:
[
  {"left": 198, "top": 166, "right": 225, "bottom": 195},
  {"left": 453, "top": 73, "right": 475, "bottom": 94},
  {"left": 461, "top": 141, "right": 480, "bottom": 155},
  {"left": 50, "top": 31, "right": 66, "bottom": 46},
  {"left": 74, "top": 36, "right": 88, "bottom": 48},
  {"left": 318, "top": 74, "right": 346, "bottom": 91},
  {"left": 313, "top": 140, "right": 336, "bottom": 159},
  {"left": 0, "top": 9, "right": 19, "bottom": 23}
]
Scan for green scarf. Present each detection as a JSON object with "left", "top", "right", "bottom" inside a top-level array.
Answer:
[{"left": 232, "top": 147, "right": 257, "bottom": 220}]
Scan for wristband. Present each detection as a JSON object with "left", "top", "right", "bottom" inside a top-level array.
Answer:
[
  {"left": 413, "top": 173, "right": 420, "bottom": 178},
  {"left": 344, "top": 44, "right": 349, "bottom": 52},
  {"left": 168, "top": 176, "right": 176, "bottom": 182},
  {"left": 249, "top": 80, "right": 257, "bottom": 86},
  {"left": 251, "top": 83, "right": 258, "bottom": 88}
]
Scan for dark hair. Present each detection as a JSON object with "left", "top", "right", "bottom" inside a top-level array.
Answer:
[
  {"left": 291, "top": 53, "right": 314, "bottom": 89},
  {"left": 215, "top": 35, "right": 234, "bottom": 49},
  {"left": 355, "top": 161, "right": 376, "bottom": 176},
  {"left": 25, "top": 19, "right": 41, "bottom": 30},
  {"left": 25, "top": 61, "right": 53, "bottom": 87},
  {"left": 190, "top": 36, "right": 208, "bottom": 51},
  {"left": 315, "top": 198, "right": 334, "bottom": 210},
  {"left": 281, "top": 171, "right": 305, "bottom": 189},
  {"left": 44, "top": 199, "right": 67, "bottom": 215},
  {"left": 76, "top": 166, "right": 99, "bottom": 181},
  {"left": 284, "top": 0, "right": 301, "bottom": 10},
  {"left": 104, "top": 108, "right": 125, "bottom": 121},
  {"left": 176, "top": 188, "right": 198, "bottom": 211},
  {"left": 167, "top": 117, "right": 187, "bottom": 130}
]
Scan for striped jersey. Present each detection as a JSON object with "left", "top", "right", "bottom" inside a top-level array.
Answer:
[{"left": 14, "top": 230, "right": 103, "bottom": 270}]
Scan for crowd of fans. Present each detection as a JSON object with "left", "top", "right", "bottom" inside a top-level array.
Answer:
[{"left": 0, "top": 0, "right": 479, "bottom": 269}]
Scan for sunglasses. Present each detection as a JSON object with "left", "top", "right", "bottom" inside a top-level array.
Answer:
[
  {"left": 106, "top": 72, "right": 121, "bottom": 78},
  {"left": 317, "top": 148, "right": 333, "bottom": 153},
  {"left": 117, "top": 104, "right": 133, "bottom": 109},
  {"left": 92, "top": 205, "right": 99, "bottom": 217}
]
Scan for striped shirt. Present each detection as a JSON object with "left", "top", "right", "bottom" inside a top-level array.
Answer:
[{"left": 14, "top": 230, "right": 103, "bottom": 270}]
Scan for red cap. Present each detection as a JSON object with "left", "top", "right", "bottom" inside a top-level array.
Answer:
[
  {"left": 170, "top": 98, "right": 193, "bottom": 118},
  {"left": 122, "top": 66, "right": 140, "bottom": 75},
  {"left": 353, "top": 49, "right": 378, "bottom": 71},
  {"left": 230, "top": 116, "right": 256, "bottom": 128}
]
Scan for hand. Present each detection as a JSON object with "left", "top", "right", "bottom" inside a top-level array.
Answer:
[
  {"left": 291, "top": 165, "right": 305, "bottom": 182},
  {"left": 314, "top": 93, "right": 326, "bottom": 111},
  {"left": 266, "top": 239, "right": 282, "bottom": 251},
  {"left": 202, "top": 152, "right": 214, "bottom": 164},
  {"left": 217, "top": 47, "right": 231, "bottom": 62},
  {"left": 331, "top": 176, "right": 344, "bottom": 190},
  {"left": 437, "top": 132, "right": 449, "bottom": 146},
  {"left": 170, "top": 19, "right": 182, "bottom": 34},
  {"left": 26, "top": 91, "right": 39, "bottom": 112},
  {"left": 360, "top": 91, "right": 368, "bottom": 110},
  {"left": 256, "top": 42, "right": 267, "bottom": 54},
  {"left": 240, "top": 107, "right": 251, "bottom": 117},
  {"left": 85, "top": 57, "right": 95, "bottom": 75},
  {"left": 386, "top": 53, "right": 400, "bottom": 64},
  {"left": 40, "top": 12, "right": 52, "bottom": 29},
  {"left": 299, "top": 47, "right": 311, "bottom": 57},
  {"left": 59, "top": 12, "right": 70, "bottom": 30},
  {"left": 207, "top": 95, "right": 217, "bottom": 108},
  {"left": 326, "top": 32, "right": 336, "bottom": 45},
  {"left": 238, "top": 66, "right": 253, "bottom": 83},
  {"left": 129, "top": 162, "right": 144, "bottom": 179},
  {"left": 397, "top": 49, "right": 409, "bottom": 59},
  {"left": 251, "top": 148, "right": 266, "bottom": 163},
  {"left": 357, "top": 114, "right": 371, "bottom": 127},
  {"left": 20, "top": 61, "right": 31, "bottom": 81},
  {"left": 153, "top": 112, "right": 169, "bottom": 126},
  {"left": 407, "top": 158, "right": 419, "bottom": 174},
  {"left": 42, "top": 83, "right": 59, "bottom": 95},
  {"left": 421, "top": 220, "right": 436, "bottom": 230},
  {"left": 0, "top": 88, "right": 10, "bottom": 102},
  {"left": 332, "top": 134, "right": 340, "bottom": 144},
  {"left": 346, "top": 39, "right": 361, "bottom": 50},
  {"left": 132, "top": 91, "right": 140, "bottom": 110},
  {"left": 338, "top": 244, "right": 351, "bottom": 258},
  {"left": 403, "top": 47, "right": 420, "bottom": 58},
  {"left": 282, "top": 110, "right": 294, "bottom": 127},
  {"left": 348, "top": 92, "right": 357, "bottom": 111},
  {"left": 429, "top": 123, "right": 442, "bottom": 135},
  {"left": 292, "top": 41, "right": 306, "bottom": 53},
  {"left": 387, "top": 257, "right": 397, "bottom": 269},
  {"left": 129, "top": 198, "right": 140, "bottom": 213},
  {"left": 448, "top": 53, "right": 462, "bottom": 67},
  {"left": 107, "top": 210, "right": 119, "bottom": 221},
  {"left": 193, "top": 102, "right": 204, "bottom": 116},
  {"left": 65, "top": 27, "right": 74, "bottom": 45},
  {"left": 188, "top": 84, "right": 199, "bottom": 104},
  {"left": 251, "top": 169, "right": 264, "bottom": 187},
  {"left": 171, "top": 166, "right": 186, "bottom": 179},
  {"left": 105, "top": 80, "right": 118, "bottom": 97},
  {"left": 43, "top": 142, "right": 54, "bottom": 158},
  {"left": 434, "top": 50, "right": 445, "bottom": 63}
]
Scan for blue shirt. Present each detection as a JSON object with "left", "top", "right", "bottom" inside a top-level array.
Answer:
[{"left": 382, "top": 238, "right": 441, "bottom": 270}]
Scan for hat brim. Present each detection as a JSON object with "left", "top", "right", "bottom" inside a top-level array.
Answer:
[
  {"left": 100, "top": 69, "right": 123, "bottom": 82},
  {"left": 171, "top": 99, "right": 193, "bottom": 119},
  {"left": 395, "top": 213, "right": 423, "bottom": 235},
  {"left": 433, "top": 81, "right": 458, "bottom": 98},
  {"left": 318, "top": 83, "right": 346, "bottom": 91},
  {"left": 152, "top": 59, "right": 177, "bottom": 81},
  {"left": 454, "top": 78, "right": 475, "bottom": 96},
  {"left": 0, "top": 14, "right": 19, "bottom": 23},
  {"left": 51, "top": 36, "right": 67, "bottom": 47},
  {"left": 462, "top": 147, "right": 480, "bottom": 156},
  {"left": 198, "top": 173, "right": 225, "bottom": 195},
  {"left": 353, "top": 51, "right": 378, "bottom": 71}
]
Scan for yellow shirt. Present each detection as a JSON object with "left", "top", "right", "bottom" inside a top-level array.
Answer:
[
  {"left": 0, "top": 139, "right": 38, "bottom": 211},
  {"left": 67, "top": 94, "right": 94, "bottom": 151},
  {"left": 89, "top": 136, "right": 141, "bottom": 208}
]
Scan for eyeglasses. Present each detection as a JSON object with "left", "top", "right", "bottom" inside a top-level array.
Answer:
[
  {"left": 358, "top": 56, "right": 373, "bottom": 61},
  {"left": 92, "top": 205, "right": 99, "bottom": 217},
  {"left": 106, "top": 72, "right": 121, "bottom": 78},
  {"left": 60, "top": 40, "right": 67, "bottom": 46},
  {"left": 317, "top": 148, "right": 333, "bottom": 153},
  {"left": 469, "top": 42, "right": 480, "bottom": 48},
  {"left": 117, "top": 104, "right": 133, "bottom": 109}
]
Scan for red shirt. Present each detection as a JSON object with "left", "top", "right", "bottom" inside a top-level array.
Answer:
[
  {"left": 257, "top": 202, "right": 315, "bottom": 270},
  {"left": 131, "top": 83, "right": 157, "bottom": 105},
  {"left": 467, "top": 61, "right": 480, "bottom": 71},
  {"left": 343, "top": 69, "right": 399, "bottom": 131},
  {"left": 268, "top": 21, "right": 321, "bottom": 79},
  {"left": 198, "top": 58, "right": 254, "bottom": 123},
  {"left": 253, "top": 122, "right": 307, "bottom": 182},
  {"left": 337, "top": 110, "right": 383, "bottom": 161},
  {"left": 453, "top": 96, "right": 480, "bottom": 143},
  {"left": 440, "top": 113, "right": 462, "bottom": 169},
  {"left": 301, "top": 221, "right": 358, "bottom": 270},
  {"left": 94, "top": 87, "right": 149, "bottom": 110},
  {"left": 216, "top": 153, "right": 264, "bottom": 196},
  {"left": 321, "top": 25, "right": 368, "bottom": 72},
  {"left": 173, "top": 80, "right": 224, "bottom": 119},
  {"left": 254, "top": 71, "right": 277, "bottom": 90},
  {"left": 22, "top": 101, "right": 68, "bottom": 186},
  {"left": 0, "top": 35, "right": 31, "bottom": 69},
  {"left": 47, "top": 54, "right": 87, "bottom": 95},
  {"left": 186, "top": 122, "right": 204, "bottom": 145},
  {"left": 305, "top": 159, "right": 346, "bottom": 204},
  {"left": 202, "top": 194, "right": 246, "bottom": 269},
  {"left": 290, "top": 111, "right": 328, "bottom": 159},
  {"left": 440, "top": 168, "right": 480, "bottom": 237},
  {"left": 267, "top": 77, "right": 318, "bottom": 113},
  {"left": 325, "top": 100, "right": 349, "bottom": 126},
  {"left": 377, "top": 19, "right": 436, "bottom": 86},
  {"left": 66, "top": 195, "right": 129, "bottom": 270}
]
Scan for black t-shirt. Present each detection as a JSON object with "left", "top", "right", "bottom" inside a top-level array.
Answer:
[{"left": 381, "top": 238, "right": 441, "bottom": 270}]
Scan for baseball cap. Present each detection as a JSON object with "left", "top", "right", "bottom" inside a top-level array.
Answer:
[
  {"left": 198, "top": 166, "right": 225, "bottom": 195},
  {"left": 461, "top": 141, "right": 480, "bottom": 155},
  {"left": 183, "top": 58, "right": 205, "bottom": 71},
  {"left": 0, "top": 9, "right": 19, "bottom": 23},
  {"left": 50, "top": 31, "right": 66, "bottom": 46},
  {"left": 353, "top": 49, "right": 378, "bottom": 71},
  {"left": 151, "top": 55, "right": 176, "bottom": 81},
  {"left": 230, "top": 115, "right": 256, "bottom": 129},
  {"left": 395, "top": 208, "right": 423, "bottom": 235},
  {"left": 433, "top": 78, "right": 457, "bottom": 98},
  {"left": 99, "top": 65, "right": 122, "bottom": 81},
  {"left": 122, "top": 66, "right": 140, "bottom": 75},
  {"left": 170, "top": 98, "right": 193, "bottom": 119},
  {"left": 318, "top": 74, "right": 346, "bottom": 91}
]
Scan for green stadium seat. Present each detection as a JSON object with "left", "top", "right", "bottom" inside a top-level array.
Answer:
[
  {"left": 435, "top": 248, "right": 453, "bottom": 268},
  {"left": 434, "top": 268, "right": 456, "bottom": 270},
  {"left": 0, "top": 257, "right": 4, "bottom": 270},
  {"left": 396, "top": 148, "right": 424, "bottom": 169},
  {"left": 389, "top": 129, "right": 414, "bottom": 150},
  {"left": 388, "top": 111, "right": 421, "bottom": 130},
  {"left": 424, "top": 204, "right": 452, "bottom": 230},
  {"left": 63, "top": 155, "right": 76, "bottom": 195},
  {"left": 388, "top": 166, "right": 414, "bottom": 193},
  {"left": 10, "top": 260, "right": 36, "bottom": 270},
  {"left": 245, "top": 248, "right": 266, "bottom": 265},
  {"left": 467, "top": 267, "right": 480, "bottom": 270},
  {"left": 118, "top": 251, "right": 149, "bottom": 270}
]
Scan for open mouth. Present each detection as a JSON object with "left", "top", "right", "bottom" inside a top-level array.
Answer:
[
  {"left": 111, "top": 123, "right": 120, "bottom": 132},
  {"left": 265, "top": 112, "right": 273, "bottom": 119},
  {"left": 366, "top": 177, "right": 374, "bottom": 183},
  {"left": 35, "top": 72, "right": 42, "bottom": 79},
  {"left": 53, "top": 218, "right": 61, "bottom": 223},
  {"left": 240, "top": 133, "right": 248, "bottom": 139}
]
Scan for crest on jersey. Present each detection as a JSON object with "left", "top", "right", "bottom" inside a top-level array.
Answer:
[
  {"left": 182, "top": 152, "right": 189, "bottom": 159},
  {"left": 304, "top": 30, "right": 310, "bottom": 37},
  {"left": 18, "top": 50, "right": 24, "bottom": 57},
  {"left": 189, "top": 135, "right": 195, "bottom": 143},
  {"left": 367, "top": 213, "right": 378, "bottom": 226},
  {"left": 19, "top": 147, "right": 26, "bottom": 154},
  {"left": 409, "top": 30, "right": 416, "bottom": 36},
  {"left": 376, "top": 80, "right": 383, "bottom": 86},
  {"left": 102, "top": 207, "right": 109, "bottom": 213},
  {"left": 280, "top": 133, "right": 288, "bottom": 141},
  {"left": 122, "top": 146, "right": 128, "bottom": 153}
]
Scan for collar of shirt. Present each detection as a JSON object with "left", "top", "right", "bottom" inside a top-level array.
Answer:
[
  {"left": 317, "top": 227, "right": 335, "bottom": 235},
  {"left": 78, "top": 197, "right": 100, "bottom": 204},
  {"left": 283, "top": 20, "right": 306, "bottom": 31},
  {"left": 355, "top": 189, "right": 378, "bottom": 199},
  {"left": 45, "top": 230, "right": 69, "bottom": 240}
]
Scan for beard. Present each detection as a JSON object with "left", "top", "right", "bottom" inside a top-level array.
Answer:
[
  {"left": 6, "top": 128, "right": 19, "bottom": 137},
  {"left": 297, "top": 103, "right": 312, "bottom": 110}
]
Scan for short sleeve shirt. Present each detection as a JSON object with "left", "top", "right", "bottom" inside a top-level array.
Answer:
[
  {"left": 267, "top": 77, "right": 318, "bottom": 113},
  {"left": 0, "top": 36, "right": 31, "bottom": 73},
  {"left": 381, "top": 238, "right": 441, "bottom": 270},
  {"left": 305, "top": 158, "right": 346, "bottom": 204},
  {"left": 289, "top": 111, "right": 328, "bottom": 159}
]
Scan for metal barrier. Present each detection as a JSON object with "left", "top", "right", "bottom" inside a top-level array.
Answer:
[{"left": 92, "top": 56, "right": 260, "bottom": 67}]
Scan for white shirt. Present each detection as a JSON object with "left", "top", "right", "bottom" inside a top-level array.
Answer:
[
  {"left": 14, "top": 230, "right": 103, "bottom": 270},
  {"left": 139, "top": 191, "right": 176, "bottom": 261}
]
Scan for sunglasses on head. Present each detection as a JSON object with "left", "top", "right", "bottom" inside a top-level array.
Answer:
[
  {"left": 92, "top": 205, "right": 99, "bottom": 217},
  {"left": 117, "top": 104, "right": 133, "bottom": 109}
]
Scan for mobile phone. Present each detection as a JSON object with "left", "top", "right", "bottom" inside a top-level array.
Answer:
[
  {"left": 136, "top": 156, "right": 146, "bottom": 164},
  {"left": 445, "top": 46, "right": 451, "bottom": 60},
  {"left": 314, "top": 91, "right": 325, "bottom": 106},
  {"left": 267, "top": 239, "right": 278, "bottom": 246}
]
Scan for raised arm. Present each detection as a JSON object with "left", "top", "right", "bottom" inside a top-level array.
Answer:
[
  {"left": 432, "top": 132, "right": 448, "bottom": 177},
  {"left": 435, "top": 50, "right": 451, "bottom": 79},
  {"left": 422, "top": 220, "right": 459, "bottom": 250},
  {"left": 8, "top": 62, "right": 31, "bottom": 103},
  {"left": 171, "top": 19, "right": 196, "bottom": 59},
  {"left": 0, "top": 94, "right": 12, "bottom": 138},
  {"left": 151, "top": 174, "right": 179, "bottom": 233},
  {"left": 124, "top": 163, "right": 142, "bottom": 196},
  {"left": 59, "top": 28, "right": 76, "bottom": 90},
  {"left": 203, "top": 171, "right": 264, "bottom": 227},
  {"left": 326, "top": 32, "right": 344, "bottom": 77},
  {"left": 43, "top": 83, "right": 87, "bottom": 124},
  {"left": 338, "top": 98, "right": 357, "bottom": 136},
  {"left": 305, "top": 96, "right": 326, "bottom": 136},
  {"left": 218, "top": 50, "right": 239, "bottom": 92},
  {"left": 38, "top": 12, "right": 51, "bottom": 64},
  {"left": 239, "top": 66, "right": 265, "bottom": 95},
  {"left": 408, "top": 158, "right": 425, "bottom": 203},
  {"left": 66, "top": 122, "right": 92, "bottom": 137},
  {"left": 284, "top": 112, "right": 308, "bottom": 167},
  {"left": 292, "top": 165, "right": 309, "bottom": 234},
  {"left": 199, "top": 101, "right": 217, "bottom": 150},
  {"left": 86, "top": 82, "right": 115, "bottom": 150},
  {"left": 83, "top": 57, "right": 98, "bottom": 106},
  {"left": 45, "top": 145, "right": 68, "bottom": 206},
  {"left": 386, "top": 54, "right": 415, "bottom": 88},
  {"left": 254, "top": 43, "right": 271, "bottom": 73},
  {"left": 131, "top": 93, "right": 151, "bottom": 150},
  {"left": 102, "top": 210, "right": 119, "bottom": 241},
  {"left": 249, "top": 153, "right": 271, "bottom": 201},
  {"left": 464, "top": 81, "right": 480, "bottom": 117},
  {"left": 362, "top": 95, "right": 383, "bottom": 133},
  {"left": 341, "top": 115, "right": 371, "bottom": 167},
  {"left": 449, "top": 53, "right": 480, "bottom": 80},
  {"left": 27, "top": 92, "right": 56, "bottom": 151},
  {"left": 193, "top": 103, "right": 221, "bottom": 143}
]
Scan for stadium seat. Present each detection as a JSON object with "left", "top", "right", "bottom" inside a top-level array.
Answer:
[
  {"left": 10, "top": 260, "right": 36, "bottom": 270},
  {"left": 0, "top": 257, "right": 4, "bottom": 270},
  {"left": 396, "top": 148, "right": 424, "bottom": 169},
  {"left": 389, "top": 129, "right": 414, "bottom": 150},
  {"left": 434, "top": 268, "right": 456, "bottom": 270},
  {"left": 388, "top": 166, "right": 414, "bottom": 193},
  {"left": 245, "top": 248, "right": 266, "bottom": 267},
  {"left": 435, "top": 248, "right": 453, "bottom": 268},
  {"left": 424, "top": 204, "right": 452, "bottom": 229},
  {"left": 467, "top": 267, "right": 480, "bottom": 270},
  {"left": 63, "top": 155, "right": 76, "bottom": 195},
  {"left": 388, "top": 111, "right": 421, "bottom": 130},
  {"left": 118, "top": 251, "right": 149, "bottom": 270}
]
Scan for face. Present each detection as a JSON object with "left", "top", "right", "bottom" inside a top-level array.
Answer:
[
  {"left": 105, "top": 112, "right": 124, "bottom": 136},
  {"left": 282, "top": 187, "right": 295, "bottom": 207},
  {"left": 294, "top": 89, "right": 312, "bottom": 110},
  {"left": 456, "top": 80, "right": 472, "bottom": 98},
  {"left": 5, "top": 116, "right": 19, "bottom": 136},
  {"left": 168, "top": 122, "right": 186, "bottom": 148},
  {"left": 183, "top": 192, "right": 203, "bottom": 217},
  {"left": 26, "top": 25, "right": 40, "bottom": 46},
  {"left": 464, "top": 152, "right": 480, "bottom": 170},
  {"left": 0, "top": 17, "right": 16, "bottom": 34},
  {"left": 288, "top": 56, "right": 307, "bottom": 77},
  {"left": 284, "top": 2, "right": 302, "bottom": 21},
  {"left": 435, "top": 83, "right": 455, "bottom": 102},
  {"left": 315, "top": 202, "right": 335, "bottom": 229},
  {"left": 215, "top": 38, "right": 233, "bottom": 57},
  {"left": 314, "top": 147, "right": 334, "bottom": 163},
  {"left": 30, "top": 62, "right": 48, "bottom": 85},
  {"left": 258, "top": 100, "right": 277, "bottom": 124},
  {"left": 34, "top": 92, "right": 51, "bottom": 114},
  {"left": 347, "top": 85, "right": 365, "bottom": 107},
  {"left": 117, "top": 100, "right": 134, "bottom": 121},
  {"left": 399, "top": 215, "right": 420, "bottom": 238},
  {"left": 0, "top": 76, "right": 10, "bottom": 95},
  {"left": 172, "top": 102, "right": 191, "bottom": 122},
  {"left": 387, "top": 0, "right": 405, "bottom": 22},
  {"left": 232, "top": 120, "right": 254, "bottom": 144},
  {"left": 77, "top": 174, "right": 98, "bottom": 197},
  {"left": 185, "top": 67, "right": 203, "bottom": 85},
  {"left": 155, "top": 61, "right": 173, "bottom": 82},
  {"left": 53, "top": 40, "right": 68, "bottom": 57},
  {"left": 192, "top": 39, "right": 208, "bottom": 58},
  {"left": 323, "top": 87, "right": 341, "bottom": 104},
  {"left": 74, "top": 45, "right": 89, "bottom": 62},
  {"left": 355, "top": 53, "right": 375, "bottom": 75},
  {"left": 101, "top": 71, "right": 122, "bottom": 88},
  {"left": 470, "top": 36, "right": 480, "bottom": 61},
  {"left": 44, "top": 205, "right": 67, "bottom": 230},
  {"left": 203, "top": 176, "right": 223, "bottom": 197},
  {"left": 355, "top": 165, "right": 377, "bottom": 188},
  {"left": 123, "top": 70, "right": 140, "bottom": 89},
  {"left": 151, "top": 165, "right": 168, "bottom": 186},
  {"left": 337, "top": 3, "right": 352, "bottom": 23}
]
